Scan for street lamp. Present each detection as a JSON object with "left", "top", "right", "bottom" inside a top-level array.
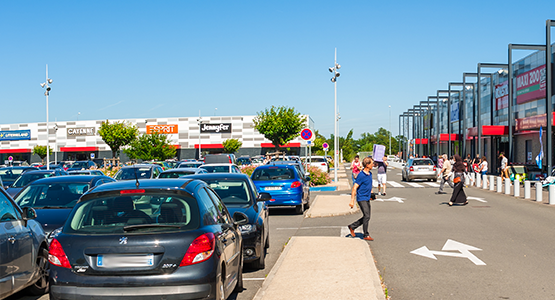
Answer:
[
  {"left": 547, "top": 20, "right": 555, "bottom": 171},
  {"left": 40, "top": 65, "right": 52, "bottom": 170},
  {"left": 329, "top": 48, "right": 341, "bottom": 183},
  {"left": 389, "top": 105, "right": 392, "bottom": 156},
  {"left": 197, "top": 110, "right": 202, "bottom": 160}
]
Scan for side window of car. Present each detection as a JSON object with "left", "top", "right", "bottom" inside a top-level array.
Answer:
[
  {"left": 204, "top": 188, "right": 232, "bottom": 224},
  {"left": 197, "top": 188, "right": 222, "bottom": 225},
  {"left": 0, "top": 192, "right": 21, "bottom": 222}
]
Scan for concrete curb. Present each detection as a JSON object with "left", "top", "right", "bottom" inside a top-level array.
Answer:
[
  {"left": 252, "top": 236, "right": 296, "bottom": 300},
  {"left": 305, "top": 195, "right": 360, "bottom": 218}
]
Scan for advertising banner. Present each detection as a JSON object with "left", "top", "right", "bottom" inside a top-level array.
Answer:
[
  {"left": 450, "top": 102, "right": 460, "bottom": 122},
  {"left": 495, "top": 81, "right": 509, "bottom": 110},
  {"left": 67, "top": 127, "right": 96, "bottom": 136},
  {"left": 200, "top": 123, "right": 232, "bottom": 134},
  {"left": 147, "top": 124, "right": 178, "bottom": 134},
  {"left": 0, "top": 130, "right": 31, "bottom": 141},
  {"left": 373, "top": 144, "right": 386, "bottom": 162},
  {"left": 516, "top": 65, "right": 546, "bottom": 104}
]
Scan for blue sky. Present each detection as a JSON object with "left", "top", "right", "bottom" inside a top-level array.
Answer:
[{"left": 1, "top": 1, "right": 554, "bottom": 139}]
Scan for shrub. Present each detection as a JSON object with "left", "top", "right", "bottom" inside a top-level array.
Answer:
[
  {"left": 240, "top": 165, "right": 256, "bottom": 177},
  {"left": 99, "top": 165, "right": 122, "bottom": 178},
  {"left": 307, "top": 166, "right": 331, "bottom": 186}
]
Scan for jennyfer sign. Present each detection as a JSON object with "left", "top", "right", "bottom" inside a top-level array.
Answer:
[
  {"left": 200, "top": 123, "right": 232, "bottom": 134},
  {"left": 0, "top": 130, "right": 31, "bottom": 140},
  {"left": 516, "top": 65, "right": 546, "bottom": 104}
]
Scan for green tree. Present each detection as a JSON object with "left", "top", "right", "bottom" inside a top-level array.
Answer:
[
  {"left": 123, "top": 132, "right": 176, "bottom": 161},
  {"left": 32, "top": 145, "right": 52, "bottom": 164},
  {"left": 222, "top": 139, "right": 242, "bottom": 153},
  {"left": 253, "top": 106, "right": 306, "bottom": 150},
  {"left": 98, "top": 120, "right": 139, "bottom": 158}
]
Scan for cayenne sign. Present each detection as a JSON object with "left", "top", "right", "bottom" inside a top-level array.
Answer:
[{"left": 67, "top": 127, "right": 96, "bottom": 136}]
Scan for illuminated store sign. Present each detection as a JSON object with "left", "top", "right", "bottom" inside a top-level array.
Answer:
[{"left": 516, "top": 65, "right": 546, "bottom": 104}]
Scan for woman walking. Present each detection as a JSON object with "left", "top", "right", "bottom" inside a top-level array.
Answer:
[
  {"left": 449, "top": 154, "right": 468, "bottom": 206},
  {"left": 478, "top": 156, "right": 489, "bottom": 186},
  {"left": 351, "top": 155, "right": 362, "bottom": 183}
]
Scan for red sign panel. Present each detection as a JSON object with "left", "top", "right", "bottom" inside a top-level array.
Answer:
[
  {"left": 146, "top": 124, "right": 178, "bottom": 134},
  {"left": 495, "top": 81, "right": 508, "bottom": 110},
  {"left": 516, "top": 65, "right": 546, "bottom": 104}
]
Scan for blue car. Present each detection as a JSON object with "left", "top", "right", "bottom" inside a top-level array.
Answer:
[{"left": 251, "top": 164, "right": 311, "bottom": 214}]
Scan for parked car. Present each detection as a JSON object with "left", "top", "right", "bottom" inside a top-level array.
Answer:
[
  {"left": 271, "top": 160, "right": 311, "bottom": 181},
  {"left": 301, "top": 156, "right": 329, "bottom": 173},
  {"left": 0, "top": 186, "right": 50, "bottom": 299},
  {"left": 48, "top": 179, "right": 246, "bottom": 300},
  {"left": 68, "top": 170, "right": 106, "bottom": 176},
  {"left": 164, "top": 160, "right": 180, "bottom": 169},
  {"left": 39, "top": 161, "right": 72, "bottom": 171},
  {"left": 13, "top": 175, "right": 115, "bottom": 235},
  {"left": 113, "top": 164, "right": 164, "bottom": 181},
  {"left": 67, "top": 160, "right": 97, "bottom": 171},
  {"left": 6, "top": 169, "right": 69, "bottom": 197},
  {"left": 236, "top": 157, "right": 252, "bottom": 166},
  {"left": 203, "top": 153, "right": 236, "bottom": 165},
  {"left": 148, "top": 161, "right": 171, "bottom": 171},
  {"left": 177, "top": 161, "right": 204, "bottom": 168},
  {"left": 158, "top": 168, "right": 208, "bottom": 178},
  {"left": 0, "top": 166, "right": 39, "bottom": 188},
  {"left": 184, "top": 173, "right": 271, "bottom": 269},
  {"left": 401, "top": 158, "right": 437, "bottom": 182},
  {"left": 201, "top": 163, "right": 242, "bottom": 174},
  {"left": 251, "top": 164, "right": 311, "bottom": 214}
]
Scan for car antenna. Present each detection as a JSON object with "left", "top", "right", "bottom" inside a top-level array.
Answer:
[{"left": 134, "top": 167, "right": 140, "bottom": 189}]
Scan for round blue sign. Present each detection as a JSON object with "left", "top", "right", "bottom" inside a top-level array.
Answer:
[{"left": 301, "top": 128, "right": 313, "bottom": 141}]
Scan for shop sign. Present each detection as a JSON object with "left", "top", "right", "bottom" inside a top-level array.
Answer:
[
  {"left": 67, "top": 127, "right": 96, "bottom": 136},
  {"left": 0, "top": 130, "right": 31, "bottom": 140},
  {"left": 495, "top": 81, "right": 509, "bottom": 110},
  {"left": 515, "top": 113, "right": 546, "bottom": 131},
  {"left": 450, "top": 102, "right": 460, "bottom": 122},
  {"left": 200, "top": 123, "right": 232, "bottom": 134},
  {"left": 516, "top": 65, "right": 546, "bottom": 104},
  {"left": 146, "top": 124, "right": 178, "bottom": 134}
]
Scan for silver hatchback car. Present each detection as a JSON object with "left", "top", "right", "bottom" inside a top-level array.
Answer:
[{"left": 402, "top": 158, "right": 437, "bottom": 182}]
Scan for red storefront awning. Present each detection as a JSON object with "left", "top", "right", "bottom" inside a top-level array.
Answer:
[
  {"left": 194, "top": 144, "right": 223, "bottom": 149},
  {"left": 260, "top": 142, "right": 301, "bottom": 148},
  {"left": 439, "top": 134, "right": 460, "bottom": 141},
  {"left": 60, "top": 147, "right": 99, "bottom": 152},
  {"left": 0, "top": 148, "right": 31, "bottom": 153},
  {"left": 482, "top": 125, "right": 509, "bottom": 135},
  {"left": 414, "top": 138, "right": 429, "bottom": 145}
]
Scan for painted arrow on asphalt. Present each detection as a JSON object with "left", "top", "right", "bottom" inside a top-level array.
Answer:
[
  {"left": 467, "top": 196, "right": 487, "bottom": 203},
  {"left": 410, "top": 239, "right": 486, "bottom": 265},
  {"left": 374, "top": 197, "right": 406, "bottom": 203}
]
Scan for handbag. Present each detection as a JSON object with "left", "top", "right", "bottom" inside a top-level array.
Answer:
[{"left": 453, "top": 176, "right": 461, "bottom": 184}]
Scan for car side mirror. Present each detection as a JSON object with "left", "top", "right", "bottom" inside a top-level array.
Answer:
[
  {"left": 233, "top": 211, "right": 248, "bottom": 226},
  {"left": 306, "top": 176, "right": 311, "bottom": 181},
  {"left": 257, "top": 192, "right": 272, "bottom": 202},
  {"left": 22, "top": 207, "right": 37, "bottom": 220}
]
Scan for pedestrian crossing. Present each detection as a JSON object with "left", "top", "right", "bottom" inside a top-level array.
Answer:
[{"left": 371, "top": 181, "right": 440, "bottom": 188}]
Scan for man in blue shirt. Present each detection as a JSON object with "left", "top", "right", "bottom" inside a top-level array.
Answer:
[{"left": 348, "top": 156, "right": 375, "bottom": 241}]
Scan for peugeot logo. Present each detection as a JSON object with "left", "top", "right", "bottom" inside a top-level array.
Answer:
[{"left": 119, "top": 237, "right": 128, "bottom": 245}]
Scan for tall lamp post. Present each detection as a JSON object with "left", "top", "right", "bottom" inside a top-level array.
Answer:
[
  {"left": 329, "top": 48, "right": 341, "bottom": 183},
  {"left": 40, "top": 65, "right": 53, "bottom": 170},
  {"left": 389, "top": 105, "right": 392, "bottom": 155},
  {"left": 547, "top": 20, "right": 555, "bottom": 172}
]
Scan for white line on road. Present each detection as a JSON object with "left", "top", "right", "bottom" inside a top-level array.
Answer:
[
  {"left": 406, "top": 182, "right": 424, "bottom": 188},
  {"left": 276, "top": 226, "right": 344, "bottom": 230},
  {"left": 340, "top": 226, "right": 363, "bottom": 238},
  {"left": 424, "top": 182, "right": 440, "bottom": 187},
  {"left": 388, "top": 181, "right": 405, "bottom": 187},
  {"left": 244, "top": 278, "right": 267, "bottom": 281}
]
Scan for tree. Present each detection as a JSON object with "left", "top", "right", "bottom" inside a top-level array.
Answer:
[
  {"left": 253, "top": 106, "right": 306, "bottom": 150},
  {"left": 32, "top": 145, "right": 52, "bottom": 164},
  {"left": 222, "top": 139, "right": 242, "bottom": 153},
  {"left": 123, "top": 132, "right": 176, "bottom": 161},
  {"left": 98, "top": 120, "right": 139, "bottom": 158}
]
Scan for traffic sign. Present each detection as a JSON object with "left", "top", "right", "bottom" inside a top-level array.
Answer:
[
  {"left": 300, "top": 128, "right": 313, "bottom": 141},
  {"left": 90, "top": 153, "right": 95, "bottom": 159},
  {"left": 322, "top": 142, "right": 329, "bottom": 150},
  {"left": 8, "top": 156, "right": 13, "bottom": 162}
]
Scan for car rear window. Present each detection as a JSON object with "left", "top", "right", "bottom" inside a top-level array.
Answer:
[
  {"left": 64, "top": 193, "right": 200, "bottom": 234},
  {"left": 12, "top": 173, "right": 52, "bottom": 188},
  {"left": 413, "top": 159, "right": 434, "bottom": 166},
  {"left": 252, "top": 167, "right": 295, "bottom": 180},
  {"left": 201, "top": 165, "right": 230, "bottom": 173},
  {"left": 115, "top": 168, "right": 152, "bottom": 180},
  {"left": 203, "top": 179, "right": 251, "bottom": 206},
  {"left": 15, "top": 182, "right": 91, "bottom": 208},
  {"left": 159, "top": 171, "right": 195, "bottom": 178}
]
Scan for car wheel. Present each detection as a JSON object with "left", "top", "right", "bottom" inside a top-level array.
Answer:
[
  {"left": 233, "top": 252, "right": 244, "bottom": 292},
  {"left": 304, "top": 193, "right": 310, "bottom": 209},
  {"left": 217, "top": 268, "right": 225, "bottom": 300},
  {"left": 250, "top": 246, "right": 266, "bottom": 270},
  {"left": 295, "top": 203, "right": 304, "bottom": 214},
  {"left": 27, "top": 248, "right": 49, "bottom": 295},
  {"left": 265, "top": 232, "right": 270, "bottom": 249}
]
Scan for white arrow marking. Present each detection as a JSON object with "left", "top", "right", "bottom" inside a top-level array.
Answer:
[
  {"left": 467, "top": 196, "right": 487, "bottom": 203},
  {"left": 410, "top": 239, "right": 486, "bottom": 265},
  {"left": 374, "top": 197, "right": 405, "bottom": 203}
]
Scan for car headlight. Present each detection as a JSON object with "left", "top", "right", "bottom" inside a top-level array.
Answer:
[{"left": 240, "top": 224, "right": 256, "bottom": 234}]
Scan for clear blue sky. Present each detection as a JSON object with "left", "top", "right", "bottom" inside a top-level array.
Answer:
[{"left": 1, "top": 1, "right": 554, "bottom": 139}]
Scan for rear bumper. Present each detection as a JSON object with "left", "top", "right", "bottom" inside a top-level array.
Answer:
[
  {"left": 50, "top": 284, "right": 211, "bottom": 300},
  {"left": 408, "top": 171, "right": 437, "bottom": 180},
  {"left": 266, "top": 192, "right": 303, "bottom": 207}
]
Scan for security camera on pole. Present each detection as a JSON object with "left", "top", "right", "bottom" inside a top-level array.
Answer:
[
  {"left": 329, "top": 48, "right": 341, "bottom": 183},
  {"left": 40, "top": 65, "right": 53, "bottom": 170}
]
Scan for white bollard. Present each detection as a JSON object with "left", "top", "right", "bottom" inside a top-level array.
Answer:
[
  {"left": 497, "top": 177, "right": 503, "bottom": 193},
  {"left": 504, "top": 178, "right": 511, "bottom": 195},
  {"left": 482, "top": 174, "right": 488, "bottom": 189},
  {"left": 550, "top": 185, "right": 555, "bottom": 205},
  {"left": 536, "top": 182, "right": 542, "bottom": 202},
  {"left": 489, "top": 175, "right": 495, "bottom": 191},
  {"left": 514, "top": 180, "right": 520, "bottom": 197},
  {"left": 465, "top": 173, "right": 470, "bottom": 186},
  {"left": 524, "top": 181, "right": 531, "bottom": 199},
  {"left": 476, "top": 173, "right": 481, "bottom": 188}
]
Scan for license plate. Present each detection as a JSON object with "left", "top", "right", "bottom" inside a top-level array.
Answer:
[
  {"left": 97, "top": 254, "right": 154, "bottom": 268},
  {"left": 265, "top": 186, "right": 281, "bottom": 191}
]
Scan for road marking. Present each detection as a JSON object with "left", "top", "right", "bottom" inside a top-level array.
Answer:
[
  {"left": 406, "top": 182, "right": 424, "bottom": 188},
  {"left": 340, "top": 226, "right": 363, "bottom": 238},
  {"left": 276, "top": 226, "right": 344, "bottom": 230},
  {"left": 396, "top": 173, "right": 402, "bottom": 176},
  {"left": 410, "top": 239, "right": 486, "bottom": 265},
  {"left": 244, "top": 278, "right": 266, "bottom": 281},
  {"left": 373, "top": 181, "right": 378, "bottom": 187},
  {"left": 424, "top": 182, "right": 440, "bottom": 187},
  {"left": 388, "top": 181, "right": 405, "bottom": 187},
  {"left": 374, "top": 197, "right": 405, "bottom": 203},
  {"left": 467, "top": 196, "right": 487, "bottom": 203}
]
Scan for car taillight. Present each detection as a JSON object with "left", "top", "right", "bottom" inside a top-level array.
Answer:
[
  {"left": 180, "top": 232, "right": 215, "bottom": 267},
  {"left": 321, "top": 163, "right": 326, "bottom": 166},
  {"left": 409, "top": 166, "right": 414, "bottom": 172},
  {"left": 120, "top": 189, "right": 145, "bottom": 194},
  {"left": 291, "top": 181, "right": 301, "bottom": 188},
  {"left": 433, "top": 166, "right": 437, "bottom": 171},
  {"left": 49, "top": 238, "right": 71, "bottom": 269}
]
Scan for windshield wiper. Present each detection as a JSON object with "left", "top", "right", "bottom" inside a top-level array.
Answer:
[{"left": 123, "top": 224, "right": 182, "bottom": 231}]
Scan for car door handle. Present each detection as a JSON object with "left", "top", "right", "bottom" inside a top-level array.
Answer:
[
  {"left": 221, "top": 238, "right": 228, "bottom": 244},
  {"left": 8, "top": 236, "right": 15, "bottom": 244},
  {"left": 231, "top": 236, "right": 236, "bottom": 241}
]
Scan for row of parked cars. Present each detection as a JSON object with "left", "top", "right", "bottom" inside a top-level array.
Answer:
[{"left": 2, "top": 154, "right": 312, "bottom": 300}]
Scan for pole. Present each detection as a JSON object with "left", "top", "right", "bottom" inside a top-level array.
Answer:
[
  {"left": 46, "top": 65, "right": 50, "bottom": 170},
  {"left": 198, "top": 110, "right": 201, "bottom": 160},
  {"left": 389, "top": 105, "right": 392, "bottom": 155},
  {"left": 547, "top": 20, "right": 554, "bottom": 173},
  {"left": 334, "top": 48, "right": 338, "bottom": 183}
]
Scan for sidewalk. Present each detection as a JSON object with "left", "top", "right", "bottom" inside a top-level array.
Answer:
[{"left": 254, "top": 163, "right": 386, "bottom": 300}]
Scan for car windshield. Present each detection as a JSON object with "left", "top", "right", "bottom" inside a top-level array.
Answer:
[
  {"left": 159, "top": 171, "right": 196, "bottom": 178},
  {"left": 11, "top": 173, "right": 53, "bottom": 188},
  {"left": 71, "top": 162, "right": 89, "bottom": 168},
  {"left": 15, "top": 182, "right": 91, "bottom": 208},
  {"left": 412, "top": 159, "right": 434, "bottom": 166},
  {"left": 201, "top": 165, "right": 230, "bottom": 173},
  {"left": 178, "top": 163, "right": 202, "bottom": 168},
  {"left": 63, "top": 193, "right": 200, "bottom": 234},
  {"left": 309, "top": 158, "right": 326, "bottom": 163},
  {"left": 252, "top": 167, "right": 295, "bottom": 180},
  {"left": 204, "top": 179, "right": 251, "bottom": 206},
  {"left": 115, "top": 168, "right": 152, "bottom": 180}
]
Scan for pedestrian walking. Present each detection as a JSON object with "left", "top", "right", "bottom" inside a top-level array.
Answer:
[
  {"left": 449, "top": 155, "right": 469, "bottom": 206},
  {"left": 499, "top": 153, "right": 509, "bottom": 180},
  {"left": 351, "top": 155, "right": 362, "bottom": 183},
  {"left": 348, "top": 156, "right": 375, "bottom": 241},
  {"left": 377, "top": 156, "right": 388, "bottom": 196},
  {"left": 472, "top": 154, "right": 481, "bottom": 173},
  {"left": 436, "top": 154, "right": 453, "bottom": 194},
  {"left": 478, "top": 156, "right": 489, "bottom": 185}
]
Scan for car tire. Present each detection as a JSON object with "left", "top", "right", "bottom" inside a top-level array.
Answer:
[
  {"left": 250, "top": 246, "right": 266, "bottom": 270},
  {"left": 304, "top": 193, "right": 310, "bottom": 209},
  {"left": 265, "top": 232, "right": 270, "bottom": 249},
  {"left": 295, "top": 203, "right": 304, "bottom": 214},
  {"left": 234, "top": 252, "right": 244, "bottom": 292},
  {"left": 216, "top": 267, "right": 225, "bottom": 300},
  {"left": 27, "top": 247, "right": 49, "bottom": 296}
]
